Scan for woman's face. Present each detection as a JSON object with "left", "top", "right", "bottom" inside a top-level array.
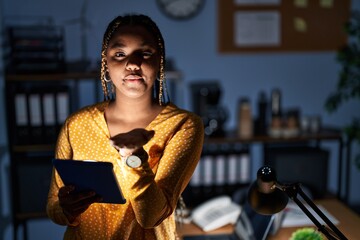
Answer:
[{"left": 106, "top": 25, "right": 160, "bottom": 100}]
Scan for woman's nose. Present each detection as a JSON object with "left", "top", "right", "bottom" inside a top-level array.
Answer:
[{"left": 126, "top": 55, "right": 141, "bottom": 70}]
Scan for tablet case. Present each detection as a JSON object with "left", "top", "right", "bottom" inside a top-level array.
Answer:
[{"left": 52, "top": 159, "right": 126, "bottom": 204}]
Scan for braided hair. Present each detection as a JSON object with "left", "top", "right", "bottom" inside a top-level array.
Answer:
[{"left": 100, "top": 14, "right": 167, "bottom": 105}]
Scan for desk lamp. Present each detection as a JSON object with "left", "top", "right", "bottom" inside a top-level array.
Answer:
[{"left": 247, "top": 166, "right": 347, "bottom": 240}]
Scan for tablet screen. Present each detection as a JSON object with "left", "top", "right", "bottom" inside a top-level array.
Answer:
[{"left": 53, "top": 159, "right": 126, "bottom": 204}]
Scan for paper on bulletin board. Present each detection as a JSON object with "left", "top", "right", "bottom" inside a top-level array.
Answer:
[
  {"left": 234, "top": 0, "right": 281, "bottom": 5},
  {"left": 234, "top": 11, "right": 281, "bottom": 47},
  {"left": 294, "top": 0, "right": 308, "bottom": 8},
  {"left": 320, "top": 0, "right": 334, "bottom": 8}
]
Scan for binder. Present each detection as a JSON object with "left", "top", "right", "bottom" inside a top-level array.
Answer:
[
  {"left": 239, "top": 153, "right": 250, "bottom": 183},
  {"left": 42, "top": 93, "right": 57, "bottom": 142},
  {"left": 29, "top": 93, "right": 43, "bottom": 144},
  {"left": 215, "top": 153, "right": 226, "bottom": 186},
  {"left": 14, "top": 93, "right": 30, "bottom": 144},
  {"left": 227, "top": 153, "right": 238, "bottom": 185},
  {"left": 202, "top": 154, "right": 213, "bottom": 186},
  {"left": 190, "top": 157, "right": 203, "bottom": 187},
  {"left": 56, "top": 92, "right": 69, "bottom": 124}
]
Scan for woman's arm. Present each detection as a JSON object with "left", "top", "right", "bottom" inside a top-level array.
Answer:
[
  {"left": 119, "top": 114, "right": 204, "bottom": 228},
  {"left": 46, "top": 121, "right": 78, "bottom": 226}
]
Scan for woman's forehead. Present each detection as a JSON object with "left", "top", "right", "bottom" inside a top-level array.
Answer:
[{"left": 110, "top": 25, "right": 158, "bottom": 47}]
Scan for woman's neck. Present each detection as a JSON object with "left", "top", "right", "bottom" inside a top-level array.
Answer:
[{"left": 105, "top": 97, "right": 164, "bottom": 135}]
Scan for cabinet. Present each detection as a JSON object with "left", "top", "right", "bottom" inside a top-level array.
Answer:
[{"left": 183, "top": 128, "right": 344, "bottom": 207}]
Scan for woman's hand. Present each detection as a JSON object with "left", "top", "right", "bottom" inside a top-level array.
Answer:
[
  {"left": 110, "top": 128, "right": 154, "bottom": 156},
  {"left": 58, "top": 185, "right": 102, "bottom": 223}
]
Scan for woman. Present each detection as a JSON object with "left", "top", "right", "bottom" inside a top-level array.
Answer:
[{"left": 47, "top": 14, "right": 204, "bottom": 239}]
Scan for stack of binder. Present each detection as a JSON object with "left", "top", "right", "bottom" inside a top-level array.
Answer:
[
  {"left": 6, "top": 83, "right": 70, "bottom": 145},
  {"left": 184, "top": 143, "right": 251, "bottom": 207}
]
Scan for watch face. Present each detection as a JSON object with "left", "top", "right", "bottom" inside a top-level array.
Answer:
[
  {"left": 157, "top": 0, "right": 204, "bottom": 20},
  {"left": 125, "top": 155, "right": 142, "bottom": 168}
]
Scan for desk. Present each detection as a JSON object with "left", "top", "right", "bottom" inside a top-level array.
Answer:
[{"left": 177, "top": 199, "right": 360, "bottom": 240}]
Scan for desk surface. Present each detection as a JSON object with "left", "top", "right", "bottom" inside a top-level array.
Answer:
[{"left": 177, "top": 199, "right": 360, "bottom": 240}]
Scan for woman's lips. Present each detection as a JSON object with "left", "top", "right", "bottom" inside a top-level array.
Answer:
[{"left": 124, "top": 75, "right": 143, "bottom": 81}]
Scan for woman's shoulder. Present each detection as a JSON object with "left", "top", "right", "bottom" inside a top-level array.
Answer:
[
  {"left": 161, "top": 103, "right": 203, "bottom": 125},
  {"left": 65, "top": 101, "right": 109, "bottom": 123}
]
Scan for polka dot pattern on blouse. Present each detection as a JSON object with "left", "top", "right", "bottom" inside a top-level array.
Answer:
[{"left": 46, "top": 101, "right": 204, "bottom": 240}]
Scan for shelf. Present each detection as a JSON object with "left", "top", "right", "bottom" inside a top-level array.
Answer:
[
  {"left": 5, "top": 71, "right": 99, "bottom": 81},
  {"left": 205, "top": 127, "right": 342, "bottom": 144},
  {"left": 11, "top": 144, "right": 55, "bottom": 153}
]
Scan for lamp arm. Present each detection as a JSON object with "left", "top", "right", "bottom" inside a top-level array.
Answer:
[{"left": 277, "top": 183, "right": 347, "bottom": 240}]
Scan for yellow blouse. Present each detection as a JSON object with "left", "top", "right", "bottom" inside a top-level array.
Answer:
[{"left": 46, "top": 101, "right": 204, "bottom": 240}]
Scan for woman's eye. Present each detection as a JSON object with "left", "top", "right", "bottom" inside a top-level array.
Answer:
[
  {"left": 142, "top": 51, "right": 153, "bottom": 58},
  {"left": 115, "top": 52, "right": 126, "bottom": 58}
]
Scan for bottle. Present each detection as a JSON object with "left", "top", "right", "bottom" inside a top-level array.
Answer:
[
  {"left": 257, "top": 91, "right": 268, "bottom": 135},
  {"left": 271, "top": 88, "right": 282, "bottom": 118},
  {"left": 270, "top": 89, "right": 282, "bottom": 137},
  {"left": 237, "top": 98, "right": 253, "bottom": 138}
]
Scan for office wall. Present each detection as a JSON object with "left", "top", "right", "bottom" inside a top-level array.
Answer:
[{"left": 0, "top": 0, "right": 359, "bottom": 239}]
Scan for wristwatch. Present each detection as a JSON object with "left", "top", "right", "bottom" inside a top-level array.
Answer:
[
  {"left": 124, "top": 155, "right": 142, "bottom": 168},
  {"left": 119, "top": 148, "right": 148, "bottom": 169}
]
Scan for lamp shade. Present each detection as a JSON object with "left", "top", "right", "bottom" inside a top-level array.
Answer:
[{"left": 247, "top": 166, "right": 288, "bottom": 215}]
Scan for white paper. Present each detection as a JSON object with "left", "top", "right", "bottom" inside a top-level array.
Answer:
[
  {"left": 234, "top": 11, "right": 281, "bottom": 46},
  {"left": 235, "top": 0, "right": 281, "bottom": 5},
  {"left": 282, "top": 202, "right": 339, "bottom": 227}
]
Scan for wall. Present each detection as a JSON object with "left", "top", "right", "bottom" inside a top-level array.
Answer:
[{"left": 1, "top": 0, "right": 359, "bottom": 239}]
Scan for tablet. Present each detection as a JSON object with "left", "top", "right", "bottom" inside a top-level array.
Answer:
[{"left": 52, "top": 159, "right": 126, "bottom": 204}]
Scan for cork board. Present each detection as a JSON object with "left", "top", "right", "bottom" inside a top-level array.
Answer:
[{"left": 218, "top": 0, "right": 351, "bottom": 52}]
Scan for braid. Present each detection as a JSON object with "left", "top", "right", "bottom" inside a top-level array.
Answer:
[{"left": 100, "top": 14, "right": 167, "bottom": 104}]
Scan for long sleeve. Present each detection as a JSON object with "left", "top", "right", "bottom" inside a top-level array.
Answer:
[
  {"left": 45, "top": 102, "right": 204, "bottom": 240},
  {"left": 119, "top": 112, "right": 204, "bottom": 228},
  {"left": 46, "top": 120, "right": 78, "bottom": 226}
]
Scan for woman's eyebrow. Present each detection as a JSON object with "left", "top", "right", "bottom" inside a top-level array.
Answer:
[
  {"left": 109, "top": 40, "right": 155, "bottom": 50},
  {"left": 108, "top": 42, "right": 125, "bottom": 49}
]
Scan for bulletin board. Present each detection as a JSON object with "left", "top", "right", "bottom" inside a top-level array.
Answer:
[{"left": 218, "top": 0, "right": 351, "bottom": 53}]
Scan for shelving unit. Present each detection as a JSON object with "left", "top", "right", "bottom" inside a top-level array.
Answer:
[
  {"left": 4, "top": 72, "right": 96, "bottom": 240},
  {"left": 183, "top": 128, "right": 344, "bottom": 207},
  {"left": 3, "top": 25, "right": 65, "bottom": 74}
]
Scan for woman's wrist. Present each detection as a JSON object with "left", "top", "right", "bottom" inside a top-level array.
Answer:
[
  {"left": 63, "top": 209, "right": 78, "bottom": 224},
  {"left": 132, "top": 148, "right": 148, "bottom": 161},
  {"left": 119, "top": 147, "right": 148, "bottom": 161}
]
